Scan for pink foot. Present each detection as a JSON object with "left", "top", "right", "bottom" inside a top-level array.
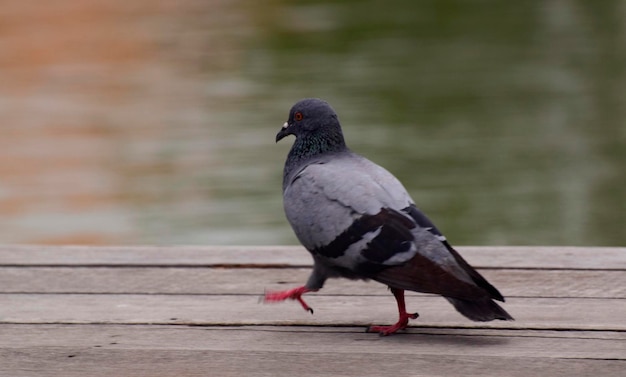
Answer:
[
  {"left": 367, "top": 311, "right": 419, "bottom": 336},
  {"left": 264, "top": 286, "right": 316, "bottom": 314}
]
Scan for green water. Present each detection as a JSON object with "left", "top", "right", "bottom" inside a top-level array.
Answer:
[{"left": 1, "top": 0, "right": 624, "bottom": 246}]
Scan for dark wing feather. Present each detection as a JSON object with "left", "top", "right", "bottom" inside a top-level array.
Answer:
[
  {"left": 443, "top": 242, "right": 505, "bottom": 301},
  {"left": 313, "top": 207, "right": 418, "bottom": 275},
  {"left": 404, "top": 204, "right": 505, "bottom": 302},
  {"left": 403, "top": 205, "right": 447, "bottom": 241}
]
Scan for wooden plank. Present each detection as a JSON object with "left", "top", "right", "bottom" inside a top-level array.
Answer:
[
  {"left": 0, "top": 325, "right": 623, "bottom": 377},
  {"left": 1, "top": 294, "right": 624, "bottom": 331},
  {"left": 1, "top": 245, "right": 625, "bottom": 269},
  {"left": 0, "top": 324, "right": 623, "bottom": 358},
  {"left": 3, "top": 348, "right": 622, "bottom": 377},
  {"left": 1, "top": 267, "right": 624, "bottom": 299}
]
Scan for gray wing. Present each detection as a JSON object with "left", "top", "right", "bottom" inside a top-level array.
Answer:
[{"left": 284, "top": 154, "right": 426, "bottom": 273}]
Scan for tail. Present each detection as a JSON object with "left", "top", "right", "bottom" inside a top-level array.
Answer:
[{"left": 446, "top": 297, "right": 514, "bottom": 322}]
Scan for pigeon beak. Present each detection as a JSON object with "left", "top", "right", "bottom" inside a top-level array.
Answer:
[{"left": 276, "top": 122, "right": 290, "bottom": 143}]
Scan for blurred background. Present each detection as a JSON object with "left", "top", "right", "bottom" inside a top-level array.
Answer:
[{"left": 0, "top": 0, "right": 624, "bottom": 246}]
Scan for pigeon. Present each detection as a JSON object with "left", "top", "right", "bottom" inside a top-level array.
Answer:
[{"left": 265, "top": 98, "right": 513, "bottom": 335}]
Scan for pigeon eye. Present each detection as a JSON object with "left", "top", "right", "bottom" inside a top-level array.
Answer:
[{"left": 294, "top": 112, "right": 303, "bottom": 121}]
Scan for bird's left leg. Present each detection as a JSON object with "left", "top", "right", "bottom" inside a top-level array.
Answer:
[
  {"left": 367, "top": 287, "right": 419, "bottom": 336},
  {"left": 264, "top": 286, "right": 317, "bottom": 314},
  {"left": 264, "top": 265, "right": 326, "bottom": 314}
]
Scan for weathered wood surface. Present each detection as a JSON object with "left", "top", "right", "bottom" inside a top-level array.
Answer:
[
  {"left": 1, "top": 245, "right": 625, "bottom": 377},
  {"left": 2, "top": 245, "right": 625, "bottom": 269}
]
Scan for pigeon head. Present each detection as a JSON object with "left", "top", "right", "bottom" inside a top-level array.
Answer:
[
  {"left": 276, "top": 98, "right": 345, "bottom": 144},
  {"left": 276, "top": 99, "right": 348, "bottom": 165}
]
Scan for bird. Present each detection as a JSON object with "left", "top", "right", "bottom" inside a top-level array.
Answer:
[{"left": 265, "top": 98, "right": 513, "bottom": 335}]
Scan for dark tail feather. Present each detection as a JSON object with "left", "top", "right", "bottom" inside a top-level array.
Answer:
[{"left": 445, "top": 297, "right": 514, "bottom": 322}]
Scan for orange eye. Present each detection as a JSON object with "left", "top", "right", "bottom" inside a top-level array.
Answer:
[{"left": 294, "top": 112, "right": 303, "bottom": 121}]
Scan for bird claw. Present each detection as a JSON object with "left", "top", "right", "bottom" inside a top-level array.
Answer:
[
  {"left": 263, "top": 286, "right": 315, "bottom": 314},
  {"left": 366, "top": 323, "right": 407, "bottom": 336},
  {"left": 366, "top": 311, "right": 419, "bottom": 336}
]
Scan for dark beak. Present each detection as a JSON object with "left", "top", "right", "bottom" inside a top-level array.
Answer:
[{"left": 276, "top": 122, "right": 290, "bottom": 143}]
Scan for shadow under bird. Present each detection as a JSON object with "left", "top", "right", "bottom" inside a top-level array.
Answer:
[{"left": 265, "top": 98, "right": 513, "bottom": 335}]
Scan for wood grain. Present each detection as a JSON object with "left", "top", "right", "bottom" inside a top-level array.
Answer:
[
  {"left": 1, "top": 267, "right": 623, "bottom": 298},
  {"left": 2, "top": 245, "right": 624, "bottom": 269},
  {"left": 0, "top": 325, "right": 623, "bottom": 377},
  {"left": 1, "top": 294, "right": 625, "bottom": 331}
]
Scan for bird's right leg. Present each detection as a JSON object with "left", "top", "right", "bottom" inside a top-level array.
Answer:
[{"left": 367, "top": 287, "right": 419, "bottom": 335}]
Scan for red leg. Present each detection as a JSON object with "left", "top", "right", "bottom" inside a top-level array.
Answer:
[
  {"left": 264, "top": 286, "right": 317, "bottom": 314},
  {"left": 367, "top": 288, "right": 419, "bottom": 336}
]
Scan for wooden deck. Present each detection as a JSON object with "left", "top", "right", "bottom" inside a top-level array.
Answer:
[{"left": 1, "top": 245, "right": 624, "bottom": 377}]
